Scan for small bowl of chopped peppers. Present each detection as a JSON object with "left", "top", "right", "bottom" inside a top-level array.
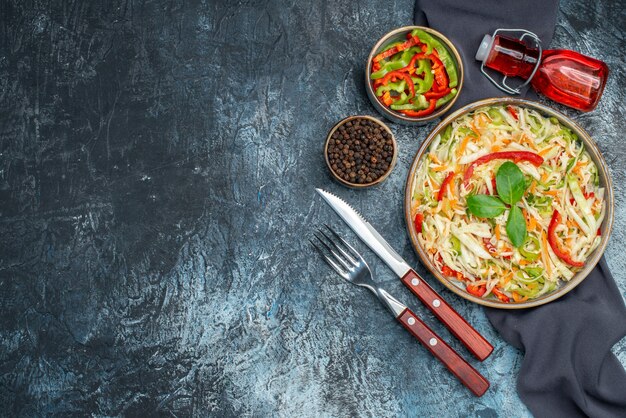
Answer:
[{"left": 366, "top": 26, "right": 463, "bottom": 125}]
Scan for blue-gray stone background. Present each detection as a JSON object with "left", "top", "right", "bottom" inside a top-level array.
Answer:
[{"left": 0, "top": 0, "right": 624, "bottom": 416}]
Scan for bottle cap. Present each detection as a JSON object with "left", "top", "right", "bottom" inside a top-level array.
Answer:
[{"left": 475, "top": 34, "right": 493, "bottom": 62}]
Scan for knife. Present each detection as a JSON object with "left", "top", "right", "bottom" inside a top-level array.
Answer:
[{"left": 316, "top": 188, "right": 494, "bottom": 361}]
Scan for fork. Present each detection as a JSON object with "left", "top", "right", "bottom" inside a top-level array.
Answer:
[{"left": 311, "top": 225, "right": 490, "bottom": 397}]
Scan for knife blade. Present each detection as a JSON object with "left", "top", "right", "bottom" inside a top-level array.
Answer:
[{"left": 316, "top": 188, "right": 493, "bottom": 361}]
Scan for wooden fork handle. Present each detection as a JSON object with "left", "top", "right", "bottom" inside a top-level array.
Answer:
[
  {"left": 397, "top": 308, "right": 490, "bottom": 397},
  {"left": 401, "top": 269, "right": 493, "bottom": 361}
]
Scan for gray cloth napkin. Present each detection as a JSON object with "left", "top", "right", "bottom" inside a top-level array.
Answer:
[{"left": 414, "top": 1, "right": 626, "bottom": 416}]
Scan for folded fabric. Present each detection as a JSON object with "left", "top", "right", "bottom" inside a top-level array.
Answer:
[{"left": 414, "top": 0, "right": 626, "bottom": 416}]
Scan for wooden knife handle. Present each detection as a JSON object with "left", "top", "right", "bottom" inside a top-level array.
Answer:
[
  {"left": 398, "top": 308, "right": 490, "bottom": 397},
  {"left": 401, "top": 269, "right": 493, "bottom": 361}
]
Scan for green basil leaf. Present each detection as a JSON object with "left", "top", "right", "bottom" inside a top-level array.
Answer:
[
  {"left": 506, "top": 205, "right": 527, "bottom": 247},
  {"left": 496, "top": 161, "right": 527, "bottom": 205},
  {"left": 466, "top": 195, "right": 507, "bottom": 218}
]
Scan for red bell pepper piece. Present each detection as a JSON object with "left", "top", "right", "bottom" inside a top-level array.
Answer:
[
  {"left": 425, "top": 87, "right": 452, "bottom": 100},
  {"left": 381, "top": 70, "right": 415, "bottom": 98},
  {"left": 547, "top": 210, "right": 585, "bottom": 267},
  {"left": 571, "top": 191, "right": 595, "bottom": 205},
  {"left": 433, "top": 67, "right": 449, "bottom": 90},
  {"left": 467, "top": 284, "right": 487, "bottom": 297},
  {"left": 414, "top": 213, "right": 424, "bottom": 233},
  {"left": 373, "top": 47, "right": 399, "bottom": 63},
  {"left": 406, "top": 52, "right": 443, "bottom": 71},
  {"left": 437, "top": 172, "right": 455, "bottom": 201},
  {"left": 406, "top": 53, "right": 428, "bottom": 70},
  {"left": 429, "top": 50, "right": 443, "bottom": 68},
  {"left": 400, "top": 99, "right": 437, "bottom": 118},
  {"left": 492, "top": 287, "right": 510, "bottom": 303},
  {"left": 462, "top": 151, "right": 544, "bottom": 188},
  {"left": 381, "top": 91, "right": 393, "bottom": 106},
  {"left": 373, "top": 36, "right": 420, "bottom": 62},
  {"left": 507, "top": 105, "right": 518, "bottom": 120},
  {"left": 441, "top": 264, "right": 455, "bottom": 277}
]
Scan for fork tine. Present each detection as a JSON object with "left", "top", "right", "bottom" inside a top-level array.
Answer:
[
  {"left": 318, "top": 228, "right": 357, "bottom": 266},
  {"left": 323, "top": 224, "right": 364, "bottom": 264},
  {"left": 310, "top": 237, "right": 350, "bottom": 279},
  {"left": 313, "top": 232, "right": 353, "bottom": 273}
]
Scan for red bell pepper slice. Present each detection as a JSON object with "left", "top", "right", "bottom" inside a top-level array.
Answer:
[
  {"left": 400, "top": 99, "right": 437, "bottom": 118},
  {"left": 507, "top": 105, "right": 518, "bottom": 120},
  {"left": 414, "top": 213, "right": 424, "bottom": 233},
  {"left": 433, "top": 67, "right": 449, "bottom": 90},
  {"left": 462, "top": 151, "right": 544, "bottom": 188},
  {"left": 381, "top": 70, "right": 415, "bottom": 98},
  {"left": 467, "top": 284, "right": 487, "bottom": 297},
  {"left": 381, "top": 91, "right": 393, "bottom": 106},
  {"left": 429, "top": 50, "right": 444, "bottom": 68},
  {"left": 437, "top": 172, "right": 455, "bottom": 201},
  {"left": 406, "top": 53, "right": 428, "bottom": 70},
  {"left": 441, "top": 264, "right": 455, "bottom": 277},
  {"left": 406, "top": 52, "right": 443, "bottom": 71},
  {"left": 442, "top": 266, "right": 468, "bottom": 282},
  {"left": 547, "top": 210, "right": 585, "bottom": 267},
  {"left": 425, "top": 87, "right": 451, "bottom": 100},
  {"left": 373, "top": 36, "right": 420, "bottom": 62},
  {"left": 492, "top": 287, "right": 510, "bottom": 303}
]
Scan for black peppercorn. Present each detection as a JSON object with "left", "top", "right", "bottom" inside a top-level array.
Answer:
[{"left": 326, "top": 117, "right": 395, "bottom": 186}]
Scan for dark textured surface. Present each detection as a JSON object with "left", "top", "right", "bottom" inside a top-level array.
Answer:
[{"left": 0, "top": 0, "right": 624, "bottom": 416}]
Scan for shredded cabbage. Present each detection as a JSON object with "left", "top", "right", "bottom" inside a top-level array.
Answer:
[{"left": 410, "top": 105, "right": 605, "bottom": 303}]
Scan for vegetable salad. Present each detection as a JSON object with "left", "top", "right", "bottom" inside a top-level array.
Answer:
[{"left": 411, "top": 104, "right": 605, "bottom": 303}]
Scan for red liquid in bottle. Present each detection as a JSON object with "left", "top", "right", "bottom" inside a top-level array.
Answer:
[
  {"left": 484, "top": 35, "right": 540, "bottom": 79},
  {"left": 480, "top": 35, "right": 609, "bottom": 112},
  {"left": 531, "top": 50, "right": 609, "bottom": 112}
]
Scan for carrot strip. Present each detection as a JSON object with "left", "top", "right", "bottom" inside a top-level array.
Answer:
[
  {"left": 456, "top": 136, "right": 472, "bottom": 157},
  {"left": 541, "top": 230, "right": 553, "bottom": 277},
  {"left": 539, "top": 146, "right": 555, "bottom": 157}
]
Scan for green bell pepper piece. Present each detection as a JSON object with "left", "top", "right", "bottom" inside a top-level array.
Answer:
[
  {"left": 524, "top": 267, "right": 544, "bottom": 278},
  {"left": 393, "top": 92, "right": 410, "bottom": 106},
  {"left": 435, "top": 88, "right": 457, "bottom": 108},
  {"left": 371, "top": 61, "right": 405, "bottom": 79},
  {"left": 371, "top": 47, "right": 422, "bottom": 79},
  {"left": 375, "top": 80, "right": 407, "bottom": 96},
  {"left": 519, "top": 235, "right": 541, "bottom": 261},
  {"left": 380, "top": 41, "right": 402, "bottom": 53},
  {"left": 488, "top": 107, "right": 504, "bottom": 125},
  {"left": 411, "top": 29, "right": 459, "bottom": 88},
  {"left": 451, "top": 235, "right": 462, "bottom": 255},
  {"left": 414, "top": 60, "right": 434, "bottom": 94},
  {"left": 390, "top": 94, "right": 429, "bottom": 110},
  {"left": 441, "top": 124, "right": 453, "bottom": 143}
]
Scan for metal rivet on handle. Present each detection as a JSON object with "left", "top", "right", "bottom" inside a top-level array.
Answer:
[
  {"left": 433, "top": 299, "right": 441, "bottom": 308},
  {"left": 429, "top": 338, "right": 437, "bottom": 346},
  {"left": 408, "top": 317, "right": 415, "bottom": 325},
  {"left": 411, "top": 278, "right": 419, "bottom": 286}
]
